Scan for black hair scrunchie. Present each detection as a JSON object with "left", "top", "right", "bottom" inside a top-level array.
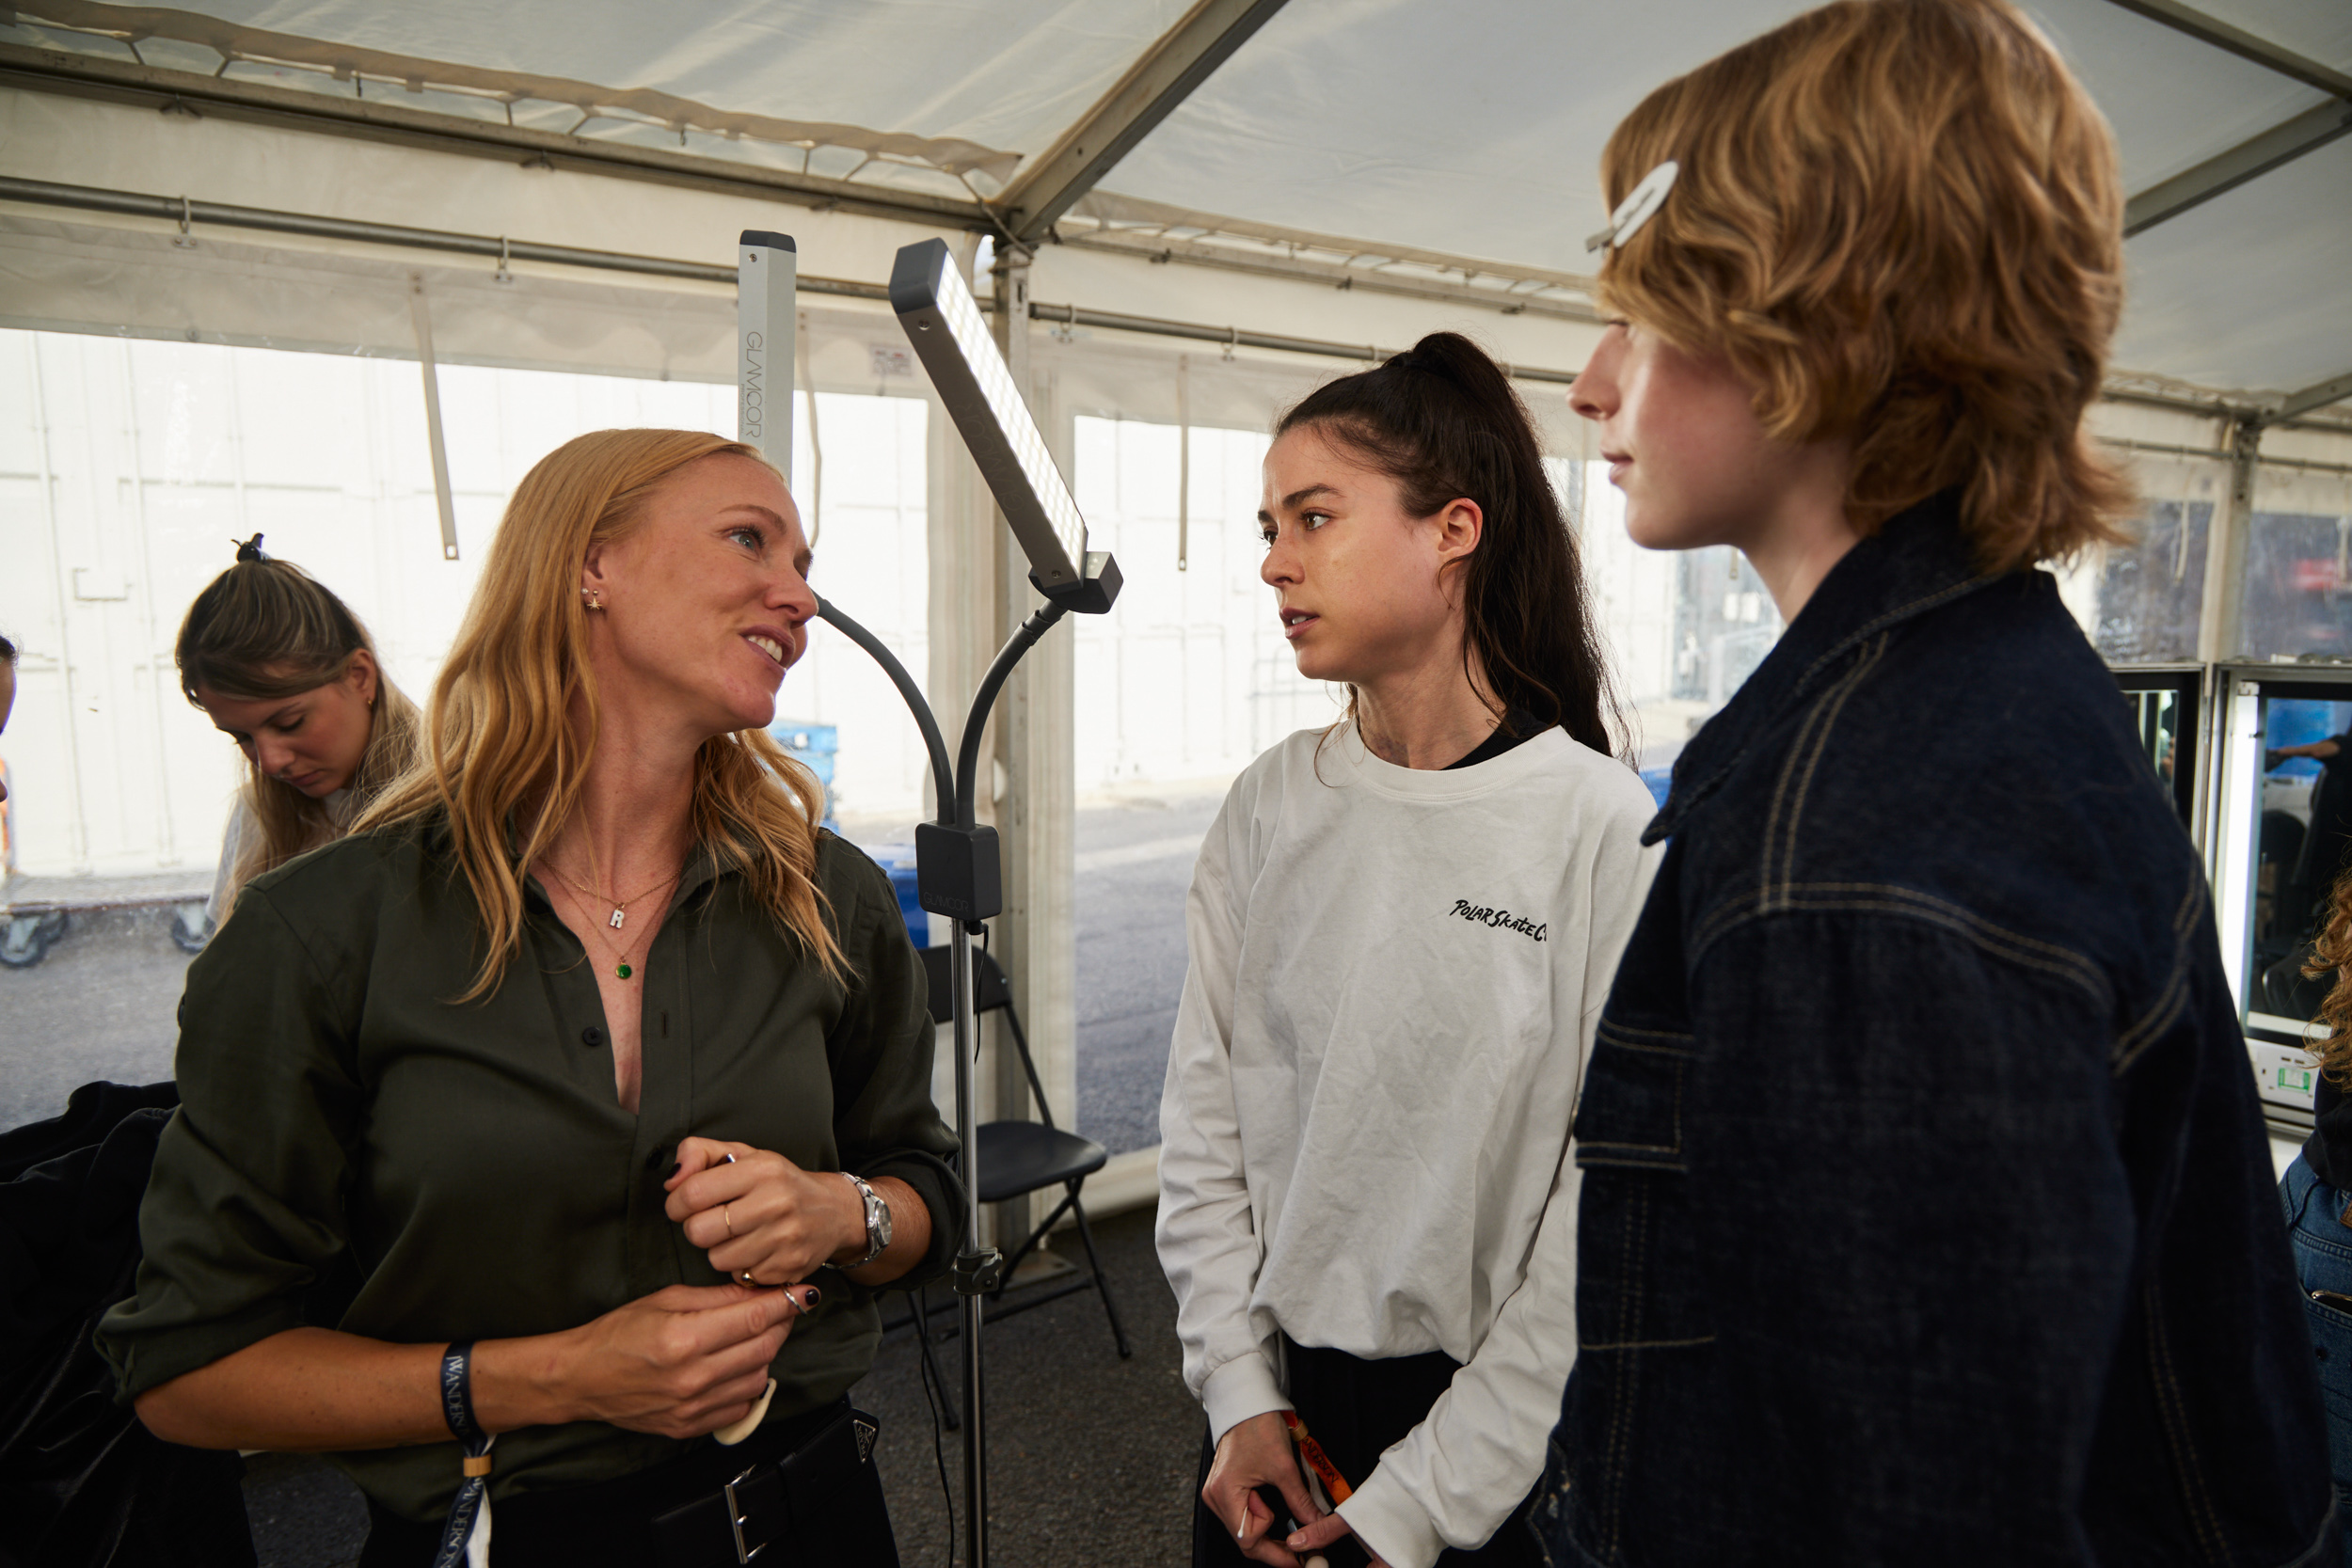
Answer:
[{"left": 233, "top": 533, "right": 267, "bottom": 562}]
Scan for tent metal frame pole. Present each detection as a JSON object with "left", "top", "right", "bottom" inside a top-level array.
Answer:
[
  {"left": 7, "top": 174, "right": 2349, "bottom": 429},
  {"left": 997, "top": 0, "right": 1295, "bottom": 244},
  {"left": 2122, "top": 99, "right": 2352, "bottom": 236},
  {"left": 2094, "top": 0, "right": 2352, "bottom": 101}
]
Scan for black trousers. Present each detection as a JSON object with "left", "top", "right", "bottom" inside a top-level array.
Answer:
[
  {"left": 357, "top": 1397, "right": 896, "bottom": 1568},
  {"left": 1191, "top": 1334, "right": 1539, "bottom": 1568}
]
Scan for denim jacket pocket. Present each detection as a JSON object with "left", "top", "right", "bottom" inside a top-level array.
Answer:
[
  {"left": 1556, "top": 1013, "right": 1720, "bottom": 1563},
  {"left": 1574, "top": 1018, "right": 1692, "bottom": 1173}
]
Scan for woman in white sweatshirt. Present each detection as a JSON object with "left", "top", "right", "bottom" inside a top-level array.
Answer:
[{"left": 1159, "top": 331, "right": 1662, "bottom": 1568}]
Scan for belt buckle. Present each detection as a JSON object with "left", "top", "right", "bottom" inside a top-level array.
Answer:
[{"left": 723, "top": 1464, "right": 770, "bottom": 1563}]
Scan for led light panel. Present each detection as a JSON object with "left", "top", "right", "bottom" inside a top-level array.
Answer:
[
  {"left": 890, "top": 238, "right": 1089, "bottom": 589},
  {"left": 739, "top": 230, "right": 796, "bottom": 477}
]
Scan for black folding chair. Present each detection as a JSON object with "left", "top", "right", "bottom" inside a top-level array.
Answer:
[{"left": 918, "top": 943, "right": 1134, "bottom": 1360}]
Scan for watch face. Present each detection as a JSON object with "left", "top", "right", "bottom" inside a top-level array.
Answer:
[{"left": 872, "top": 1186, "right": 894, "bottom": 1247}]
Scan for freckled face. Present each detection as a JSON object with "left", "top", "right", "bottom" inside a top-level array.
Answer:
[
  {"left": 195, "top": 652, "right": 378, "bottom": 798},
  {"left": 1569, "top": 321, "right": 1810, "bottom": 553},
  {"left": 582, "top": 452, "right": 817, "bottom": 739},
  {"left": 1257, "top": 424, "right": 1465, "bottom": 689}
]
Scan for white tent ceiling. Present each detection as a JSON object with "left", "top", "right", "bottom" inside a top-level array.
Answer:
[{"left": 1, "top": 0, "right": 2345, "bottom": 405}]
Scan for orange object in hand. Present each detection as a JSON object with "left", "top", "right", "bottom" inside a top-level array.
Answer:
[{"left": 1279, "top": 1409, "right": 1353, "bottom": 1504}]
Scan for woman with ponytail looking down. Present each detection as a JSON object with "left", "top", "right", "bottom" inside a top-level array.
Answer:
[
  {"left": 1157, "top": 333, "right": 1661, "bottom": 1568},
  {"left": 175, "top": 538, "right": 422, "bottom": 931}
]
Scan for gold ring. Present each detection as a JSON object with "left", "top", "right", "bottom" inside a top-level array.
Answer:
[
  {"left": 739, "top": 1270, "right": 755, "bottom": 1285},
  {"left": 722, "top": 1203, "right": 734, "bottom": 1238}
]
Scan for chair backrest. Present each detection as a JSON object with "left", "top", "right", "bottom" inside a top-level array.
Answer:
[
  {"left": 917, "top": 944, "right": 1013, "bottom": 1025},
  {"left": 914, "top": 944, "right": 1056, "bottom": 1131}
]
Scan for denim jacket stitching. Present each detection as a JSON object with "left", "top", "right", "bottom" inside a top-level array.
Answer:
[
  {"left": 1790, "top": 572, "right": 1999, "bottom": 695},
  {"left": 1655, "top": 568, "right": 1994, "bottom": 845},
  {"left": 2112, "top": 881, "right": 2206, "bottom": 1075},
  {"left": 2142, "top": 1286, "right": 2231, "bottom": 1565},
  {"left": 1578, "top": 1334, "right": 1717, "bottom": 1352},
  {"left": 1592, "top": 1029, "right": 1694, "bottom": 1060},
  {"left": 1763, "top": 635, "right": 1891, "bottom": 907},
  {"left": 1595, "top": 1020, "right": 1695, "bottom": 1048},
  {"left": 1578, "top": 1054, "right": 1686, "bottom": 1163},
  {"left": 1692, "top": 882, "right": 2111, "bottom": 1007},
  {"left": 1601, "top": 1176, "right": 1652, "bottom": 1558}
]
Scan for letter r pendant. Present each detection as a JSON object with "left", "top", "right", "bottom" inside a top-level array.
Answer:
[{"left": 609, "top": 908, "right": 626, "bottom": 929}]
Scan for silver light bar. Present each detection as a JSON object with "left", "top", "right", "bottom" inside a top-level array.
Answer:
[
  {"left": 738, "top": 230, "right": 796, "bottom": 476},
  {"left": 890, "top": 238, "right": 1089, "bottom": 591}
]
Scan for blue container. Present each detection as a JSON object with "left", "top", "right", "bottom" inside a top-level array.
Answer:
[
  {"left": 858, "top": 841, "right": 930, "bottom": 949},
  {"left": 769, "top": 719, "right": 839, "bottom": 832}
]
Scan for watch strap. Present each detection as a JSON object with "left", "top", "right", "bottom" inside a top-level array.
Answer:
[{"left": 841, "top": 1171, "right": 887, "bottom": 1269}]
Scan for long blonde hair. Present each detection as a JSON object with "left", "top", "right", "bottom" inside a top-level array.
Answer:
[
  {"left": 176, "top": 546, "right": 422, "bottom": 907},
  {"left": 359, "top": 429, "right": 841, "bottom": 1003}
]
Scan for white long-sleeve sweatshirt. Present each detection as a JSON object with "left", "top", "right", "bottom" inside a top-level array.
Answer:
[{"left": 1156, "top": 720, "right": 1661, "bottom": 1568}]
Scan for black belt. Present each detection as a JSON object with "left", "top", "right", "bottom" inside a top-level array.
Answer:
[
  {"left": 359, "top": 1399, "right": 896, "bottom": 1568},
  {"left": 651, "top": 1402, "right": 889, "bottom": 1568}
]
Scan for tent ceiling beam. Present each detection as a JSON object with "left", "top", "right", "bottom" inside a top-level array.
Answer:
[
  {"left": 0, "top": 173, "right": 891, "bottom": 299},
  {"left": 1026, "top": 298, "right": 1578, "bottom": 385},
  {"left": 2264, "top": 369, "right": 2352, "bottom": 425},
  {"left": 1057, "top": 227, "right": 1602, "bottom": 325},
  {"left": 2096, "top": 0, "right": 2352, "bottom": 100},
  {"left": 1065, "top": 188, "right": 1603, "bottom": 298},
  {"left": 4, "top": 173, "right": 2344, "bottom": 435},
  {"left": 993, "top": 0, "right": 1292, "bottom": 245},
  {"left": 2122, "top": 97, "right": 2352, "bottom": 235},
  {"left": 0, "top": 42, "right": 982, "bottom": 230}
]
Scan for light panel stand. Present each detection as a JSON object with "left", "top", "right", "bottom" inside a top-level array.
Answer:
[
  {"left": 738, "top": 230, "right": 797, "bottom": 476},
  {"left": 789, "top": 239, "right": 1120, "bottom": 1568}
]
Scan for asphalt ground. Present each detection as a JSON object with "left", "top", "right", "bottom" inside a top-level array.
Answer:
[
  {"left": 229, "top": 1203, "right": 1192, "bottom": 1568},
  {"left": 0, "top": 798, "right": 1222, "bottom": 1144}
]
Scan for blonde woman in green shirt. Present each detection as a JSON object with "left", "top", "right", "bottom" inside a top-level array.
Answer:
[{"left": 101, "top": 430, "right": 961, "bottom": 1567}]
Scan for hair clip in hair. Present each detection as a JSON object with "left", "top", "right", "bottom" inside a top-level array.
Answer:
[
  {"left": 233, "top": 532, "right": 268, "bottom": 562},
  {"left": 1585, "top": 160, "right": 1678, "bottom": 255}
]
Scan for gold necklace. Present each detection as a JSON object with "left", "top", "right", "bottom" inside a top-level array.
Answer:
[
  {"left": 542, "top": 861, "right": 680, "bottom": 981},
  {"left": 543, "top": 860, "right": 679, "bottom": 933}
]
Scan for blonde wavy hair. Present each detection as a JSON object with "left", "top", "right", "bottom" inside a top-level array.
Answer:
[
  {"left": 176, "top": 551, "right": 423, "bottom": 911},
  {"left": 1595, "top": 0, "right": 2136, "bottom": 571},
  {"left": 359, "top": 429, "right": 841, "bottom": 1003},
  {"left": 2312, "top": 868, "right": 2352, "bottom": 1083}
]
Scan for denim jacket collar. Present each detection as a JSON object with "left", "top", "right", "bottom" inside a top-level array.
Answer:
[{"left": 1647, "top": 488, "right": 1998, "bottom": 845}]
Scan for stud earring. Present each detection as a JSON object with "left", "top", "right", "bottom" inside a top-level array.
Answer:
[{"left": 581, "top": 589, "right": 604, "bottom": 610}]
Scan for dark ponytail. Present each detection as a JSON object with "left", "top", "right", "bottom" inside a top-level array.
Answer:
[{"left": 1277, "top": 332, "right": 1626, "bottom": 760}]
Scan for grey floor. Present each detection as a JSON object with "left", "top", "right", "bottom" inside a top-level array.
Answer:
[{"left": 229, "top": 1204, "right": 1193, "bottom": 1568}]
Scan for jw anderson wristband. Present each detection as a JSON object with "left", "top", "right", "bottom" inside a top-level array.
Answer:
[{"left": 432, "top": 1340, "right": 496, "bottom": 1568}]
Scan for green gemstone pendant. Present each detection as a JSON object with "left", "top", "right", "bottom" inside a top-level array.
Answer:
[{"left": 616, "top": 962, "right": 633, "bottom": 979}]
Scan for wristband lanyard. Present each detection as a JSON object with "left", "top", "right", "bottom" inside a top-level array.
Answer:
[{"left": 433, "top": 1340, "right": 496, "bottom": 1568}]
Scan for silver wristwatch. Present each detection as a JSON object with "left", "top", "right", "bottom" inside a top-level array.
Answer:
[{"left": 841, "top": 1171, "right": 891, "bottom": 1268}]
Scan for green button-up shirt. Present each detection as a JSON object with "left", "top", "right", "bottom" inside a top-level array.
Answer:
[{"left": 96, "top": 818, "right": 962, "bottom": 1522}]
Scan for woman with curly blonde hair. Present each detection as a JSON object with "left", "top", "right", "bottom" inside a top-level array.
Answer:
[
  {"left": 102, "top": 430, "right": 961, "bottom": 1566},
  {"left": 2283, "top": 863, "right": 2352, "bottom": 1554}
]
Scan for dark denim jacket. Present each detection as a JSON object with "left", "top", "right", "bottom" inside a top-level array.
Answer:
[{"left": 1534, "top": 494, "right": 2333, "bottom": 1566}]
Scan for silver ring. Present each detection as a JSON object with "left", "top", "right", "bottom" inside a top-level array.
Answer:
[{"left": 739, "top": 1270, "right": 756, "bottom": 1285}]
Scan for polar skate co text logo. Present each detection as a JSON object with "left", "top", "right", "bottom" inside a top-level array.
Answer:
[{"left": 1450, "top": 899, "right": 1546, "bottom": 942}]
